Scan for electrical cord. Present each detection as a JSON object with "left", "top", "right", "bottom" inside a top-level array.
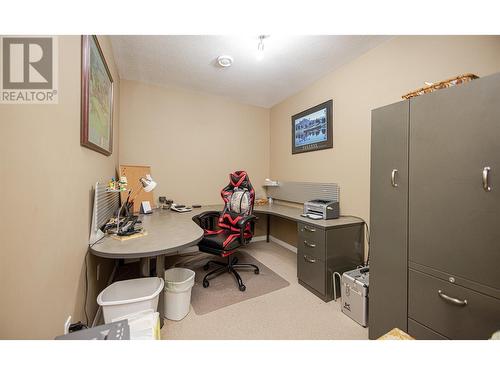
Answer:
[
  {"left": 89, "top": 232, "right": 109, "bottom": 248},
  {"left": 84, "top": 251, "right": 90, "bottom": 326},
  {"left": 340, "top": 215, "right": 371, "bottom": 266},
  {"left": 85, "top": 232, "right": 110, "bottom": 327}
]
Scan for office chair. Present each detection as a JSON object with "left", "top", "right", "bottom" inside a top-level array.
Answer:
[{"left": 192, "top": 171, "right": 259, "bottom": 292}]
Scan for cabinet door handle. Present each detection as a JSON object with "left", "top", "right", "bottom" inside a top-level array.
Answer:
[
  {"left": 303, "top": 240, "right": 316, "bottom": 248},
  {"left": 303, "top": 255, "right": 316, "bottom": 263},
  {"left": 303, "top": 226, "right": 316, "bottom": 232},
  {"left": 482, "top": 166, "right": 491, "bottom": 192},
  {"left": 438, "top": 290, "right": 467, "bottom": 306},
  {"left": 391, "top": 169, "right": 399, "bottom": 187}
]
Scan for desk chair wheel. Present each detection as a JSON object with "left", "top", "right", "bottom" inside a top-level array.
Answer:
[
  {"left": 239, "top": 284, "right": 246, "bottom": 292},
  {"left": 203, "top": 280, "right": 209, "bottom": 288},
  {"left": 254, "top": 269, "right": 260, "bottom": 275}
]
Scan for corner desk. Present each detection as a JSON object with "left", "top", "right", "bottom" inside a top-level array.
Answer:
[{"left": 90, "top": 203, "right": 364, "bottom": 326}]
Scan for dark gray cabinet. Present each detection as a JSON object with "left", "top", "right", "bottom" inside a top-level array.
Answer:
[
  {"left": 369, "top": 101, "right": 409, "bottom": 339},
  {"left": 408, "top": 318, "right": 447, "bottom": 340},
  {"left": 409, "top": 74, "right": 500, "bottom": 290},
  {"left": 297, "top": 222, "right": 364, "bottom": 301},
  {"left": 370, "top": 73, "right": 500, "bottom": 340}
]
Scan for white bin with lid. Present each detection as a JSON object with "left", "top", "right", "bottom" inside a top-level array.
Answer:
[
  {"left": 164, "top": 268, "right": 195, "bottom": 321},
  {"left": 97, "top": 277, "right": 164, "bottom": 323}
]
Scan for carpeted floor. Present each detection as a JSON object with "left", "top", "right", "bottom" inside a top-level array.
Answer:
[{"left": 161, "top": 241, "right": 368, "bottom": 339}]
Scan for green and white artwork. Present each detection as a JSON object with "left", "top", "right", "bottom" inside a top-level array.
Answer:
[
  {"left": 88, "top": 38, "right": 112, "bottom": 150},
  {"left": 81, "top": 35, "right": 113, "bottom": 156}
]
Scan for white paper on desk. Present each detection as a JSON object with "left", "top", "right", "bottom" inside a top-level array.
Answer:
[{"left": 141, "top": 201, "right": 152, "bottom": 214}]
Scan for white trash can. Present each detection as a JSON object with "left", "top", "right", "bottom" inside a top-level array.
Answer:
[
  {"left": 97, "top": 277, "right": 164, "bottom": 324},
  {"left": 164, "top": 268, "right": 195, "bottom": 321}
]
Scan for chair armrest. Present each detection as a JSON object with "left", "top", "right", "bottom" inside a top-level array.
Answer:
[
  {"left": 237, "top": 214, "right": 258, "bottom": 228},
  {"left": 192, "top": 210, "right": 220, "bottom": 229},
  {"left": 238, "top": 215, "right": 258, "bottom": 245}
]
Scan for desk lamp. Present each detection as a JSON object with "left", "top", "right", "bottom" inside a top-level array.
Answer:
[{"left": 116, "top": 174, "right": 157, "bottom": 234}]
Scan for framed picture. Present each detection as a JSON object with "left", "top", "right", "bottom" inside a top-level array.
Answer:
[
  {"left": 291, "top": 99, "right": 333, "bottom": 154},
  {"left": 81, "top": 35, "right": 114, "bottom": 156}
]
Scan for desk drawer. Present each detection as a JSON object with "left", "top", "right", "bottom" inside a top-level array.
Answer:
[
  {"left": 408, "top": 269, "right": 500, "bottom": 339},
  {"left": 298, "top": 249, "right": 325, "bottom": 295},
  {"left": 298, "top": 223, "right": 325, "bottom": 243},
  {"left": 298, "top": 224, "right": 325, "bottom": 260}
]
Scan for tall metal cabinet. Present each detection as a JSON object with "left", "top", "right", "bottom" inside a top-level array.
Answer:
[
  {"left": 369, "top": 101, "right": 409, "bottom": 339},
  {"left": 370, "top": 73, "right": 500, "bottom": 340}
]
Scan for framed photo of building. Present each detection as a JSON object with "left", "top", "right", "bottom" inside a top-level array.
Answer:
[
  {"left": 81, "top": 35, "right": 114, "bottom": 156},
  {"left": 291, "top": 99, "right": 333, "bottom": 154}
]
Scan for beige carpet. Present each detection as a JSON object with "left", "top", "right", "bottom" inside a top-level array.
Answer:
[
  {"left": 189, "top": 252, "right": 290, "bottom": 315},
  {"left": 161, "top": 241, "right": 368, "bottom": 339}
]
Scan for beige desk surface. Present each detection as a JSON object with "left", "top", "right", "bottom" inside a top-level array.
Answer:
[
  {"left": 254, "top": 203, "right": 364, "bottom": 228},
  {"left": 90, "top": 207, "right": 206, "bottom": 259},
  {"left": 89, "top": 203, "right": 363, "bottom": 259}
]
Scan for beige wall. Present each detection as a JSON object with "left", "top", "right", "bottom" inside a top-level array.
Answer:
[
  {"left": 0, "top": 36, "right": 120, "bottom": 339},
  {"left": 269, "top": 36, "right": 500, "bottom": 235},
  {"left": 3, "top": 35, "right": 500, "bottom": 339},
  {"left": 119, "top": 80, "right": 270, "bottom": 205}
]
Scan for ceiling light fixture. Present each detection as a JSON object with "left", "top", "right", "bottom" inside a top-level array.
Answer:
[
  {"left": 257, "top": 35, "right": 269, "bottom": 61},
  {"left": 216, "top": 55, "right": 233, "bottom": 68}
]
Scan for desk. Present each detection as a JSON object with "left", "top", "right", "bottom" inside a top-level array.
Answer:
[
  {"left": 254, "top": 203, "right": 363, "bottom": 240},
  {"left": 90, "top": 203, "right": 364, "bottom": 325}
]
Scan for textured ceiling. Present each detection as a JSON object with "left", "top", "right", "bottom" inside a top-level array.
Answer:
[{"left": 110, "top": 35, "right": 391, "bottom": 108}]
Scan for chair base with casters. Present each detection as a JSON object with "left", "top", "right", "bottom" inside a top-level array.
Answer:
[{"left": 202, "top": 255, "right": 260, "bottom": 292}]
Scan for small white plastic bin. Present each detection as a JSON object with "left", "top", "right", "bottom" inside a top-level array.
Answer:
[
  {"left": 112, "top": 309, "right": 160, "bottom": 340},
  {"left": 97, "top": 277, "right": 164, "bottom": 323},
  {"left": 164, "top": 268, "right": 195, "bottom": 321}
]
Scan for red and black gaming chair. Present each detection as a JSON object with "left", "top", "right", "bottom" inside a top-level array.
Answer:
[{"left": 192, "top": 171, "right": 259, "bottom": 292}]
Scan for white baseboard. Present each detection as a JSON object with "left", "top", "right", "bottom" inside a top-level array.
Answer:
[
  {"left": 251, "top": 235, "right": 267, "bottom": 242},
  {"left": 269, "top": 235, "right": 297, "bottom": 253},
  {"left": 252, "top": 235, "right": 297, "bottom": 253}
]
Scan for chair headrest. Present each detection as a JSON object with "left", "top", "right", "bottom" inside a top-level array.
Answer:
[{"left": 229, "top": 171, "right": 250, "bottom": 189}]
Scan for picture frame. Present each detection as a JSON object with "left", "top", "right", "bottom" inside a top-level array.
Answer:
[
  {"left": 81, "top": 35, "right": 114, "bottom": 156},
  {"left": 291, "top": 99, "right": 333, "bottom": 154}
]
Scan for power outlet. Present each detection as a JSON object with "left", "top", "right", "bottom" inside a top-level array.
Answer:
[{"left": 96, "top": 263, "right": 101, "bottom": 281}]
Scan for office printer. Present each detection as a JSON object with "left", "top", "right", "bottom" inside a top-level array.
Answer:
[{"left": 303, "top": 199, "right": 339, "bottom": 220}]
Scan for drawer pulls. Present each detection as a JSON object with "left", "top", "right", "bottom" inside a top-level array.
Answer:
[
  {"left": 302, "top": 226, "right": 316, "bottom": 233},
  {"left": 438, "top": 290, "right": 468, "bottom": 307},
  {"left": 303, "top": 240, "right": 316, "bottom": 248},
  {"left": 303, "top": 254, "right": 317, "bottom": 263}
]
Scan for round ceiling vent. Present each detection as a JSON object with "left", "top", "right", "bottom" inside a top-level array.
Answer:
[{"left": 216, "top": 55, "right": 233, "bottom": 68}]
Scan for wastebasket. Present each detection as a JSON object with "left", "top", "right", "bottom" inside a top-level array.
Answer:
[
  {"left": 97, "top": 277, "right": 164, "bottom": 323},
  {"left": 164, "top": 268, "right": 195, "bottom": 321}
]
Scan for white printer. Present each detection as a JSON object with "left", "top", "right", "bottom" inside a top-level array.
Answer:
[{"left": 303, "top": 199, "right": 339, "bottom": 220}]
